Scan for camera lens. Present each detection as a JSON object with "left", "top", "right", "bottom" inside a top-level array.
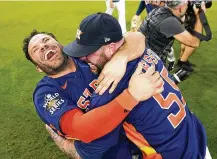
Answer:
[{"left": 171, "top": 68, "right": 190, "bottom": 84}]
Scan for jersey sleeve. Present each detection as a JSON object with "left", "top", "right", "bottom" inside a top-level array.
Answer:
[{"left": 33, "top": 84, "right": 77, "bottom": 133}]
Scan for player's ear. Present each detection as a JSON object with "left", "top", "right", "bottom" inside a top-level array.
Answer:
[
  {"left": 107, "top": 43, "right": 116, "bottom": 56},
  {"left": 36, "top": 66, "right": 43, "bottom": 73}
]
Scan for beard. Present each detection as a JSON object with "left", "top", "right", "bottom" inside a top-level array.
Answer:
[
  {"left": 95, "top": 53, "right": 110, "bottom": 70},
  {"left": 37, "top": 53, "right": 69, "bottom": 75}
]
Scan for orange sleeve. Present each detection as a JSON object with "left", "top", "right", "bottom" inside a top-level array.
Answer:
[{"left": 60, "top": 89, "right": 138, "bottom": 143}]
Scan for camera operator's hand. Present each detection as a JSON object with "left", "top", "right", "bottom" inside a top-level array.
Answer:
[
  {"left": 193, "top": 4, "right": 200, "bottom": 15},
  {"left": 193, "top": 1, "right": 206, "bottom": 15},
  {"left": 201, "top": 1, "right": 207, "bottom": 12}
]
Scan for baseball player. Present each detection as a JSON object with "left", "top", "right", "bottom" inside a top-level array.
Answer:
[
  {"left": 22, "top": 17, "right": 163, "bottom": 158},
  {"left": 62, "top": 13, "right": 211, "bottom": 159},
  {"left": 105, "top": 0, "right": 127, "bottom": 34}
]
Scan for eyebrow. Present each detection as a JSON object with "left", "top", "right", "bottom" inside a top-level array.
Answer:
[
  {"left": 30, "top": 36, "right": 49, "bottom": 53},
  {"left": 42, "top": 37, "right": 48, "bottom": 41},
  {"left": 31, "top": 37, "right": 44, "bottom": 52},
  {"left": 31, "top": 45, "right": 37, "bottom": 52}
]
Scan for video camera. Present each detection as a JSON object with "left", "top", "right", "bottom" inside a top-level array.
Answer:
[
  {"left": 171, "top": 68, "right": 191, "bottom": 84},
  {"left": 185, "top": 0, "right": 212, "bottom": 41},
  {"left": 189, "top": 0, "right": 212, "bottom": 9}
]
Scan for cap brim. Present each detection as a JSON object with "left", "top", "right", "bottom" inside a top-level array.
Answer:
[{"left": 63, "top": 40, "right": 101, "bottom": 57}]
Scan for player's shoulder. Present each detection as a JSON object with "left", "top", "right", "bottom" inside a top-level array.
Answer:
[
  {"left": 33, "top": 76, "right": 62, "bottom": 99},
  {"left": 33, "top": 76, "right": 70, "bottom": 113},
  {"left": 36, "top": 76, "right": 58, "bottom": 90}
]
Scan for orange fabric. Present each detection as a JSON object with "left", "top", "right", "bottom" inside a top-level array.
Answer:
[
  {"left": 49, "top": 124, "right": 64, "bottom": 137},
  {"left": 144, "top": 154, "right": 163, "bottom": 159},
  {"left": 154, "top": 93, "right": 186, "bottom": 128},
  {"left": 116, "top": 89, "right": 139, "bottom": 110},
  {"left": 123, "top": 122, "right": 162, "bottom": 159},
  {"left": 60, "top": 90, "right": 138, "bottom": 143},
  {"left": 123, "top": 122, "right": 150, "bottom": 148}
]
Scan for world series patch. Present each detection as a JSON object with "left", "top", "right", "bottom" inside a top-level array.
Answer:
[{"left": 43, "top": 93, "right": 65, "bottom": 115}]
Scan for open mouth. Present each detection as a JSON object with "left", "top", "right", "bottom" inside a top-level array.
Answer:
[{"left": 44, "top": 50, "right": 57, "bottom": 60}]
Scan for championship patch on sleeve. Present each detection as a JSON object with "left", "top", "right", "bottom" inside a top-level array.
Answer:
[{"left": 43, "top": 93, "right": 65, "bottom": 115}]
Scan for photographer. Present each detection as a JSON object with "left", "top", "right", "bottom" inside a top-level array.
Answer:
[
  {"left": 139, "top": 0, "right": 206, "bottom": 72},
  {"left": 178, "top": 1, "right": 209, "bottom": 72}
]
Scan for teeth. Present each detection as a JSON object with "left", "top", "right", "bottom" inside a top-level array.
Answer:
[
  {"left": 44, "top": 50, "right": 56, "bottom": 60},
  {"left": 45, "top": 52, "right": 49, "bottom": 60}
]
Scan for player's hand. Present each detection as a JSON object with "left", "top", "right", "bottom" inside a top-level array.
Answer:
[
  {"left": 96, "top": 55, "right": 127, "bottom": 95},
  {"left": 128, "top": 63, "right": 164, "bottom": 102}
]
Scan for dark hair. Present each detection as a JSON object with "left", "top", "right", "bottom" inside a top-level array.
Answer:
[{"left": 22, "top": 29, "right": 57, "bottom": 64}]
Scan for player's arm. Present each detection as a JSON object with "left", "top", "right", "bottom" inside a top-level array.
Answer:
[
  {"left": 106, "top": 32, "right": 145, "bottom": 68},
  {"left": 60, "top": 90, "right": 137, "bottom": 143},
  {"left": 45, "top": 125, "right": 81, "bottom": 159},
  {"left": 135, "top": 0, "right": 146, "bottom": 16},
  {"left": 46, "top": 123, "right": 123, "bottom": 159},
  {"left": 41, "top": 64, "right": 163, "bottom": 159},
  {"left": 96, "top": 32, "right": 145, "bottom": 95},
  {"left": 60, "top": 64, "right": 163, "bottom": 143},
  {"left": 36, "top": 65, "right": 162, "bottom": 143},
  {"left": 120, "top": 32, "right": 146, "bottom": 61},
  {"left": 37, "top": 65, "right": 162, "bottom": 143},
  {"left": 35, "top": 86, "right": 136, "bottom": 143}
]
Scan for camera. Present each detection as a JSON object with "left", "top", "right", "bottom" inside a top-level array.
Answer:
[
  {"left": 189, "top": 0, "right": 212, "bottom": 9},
  {"left": 184, "top": 0, "right": 212, "bottom": 41},
  {"left": 171, "top": 68, "right": 191, "bottom": 84},
  {"left": 186, "top": 0, "right": 212, "bottom": 25}
]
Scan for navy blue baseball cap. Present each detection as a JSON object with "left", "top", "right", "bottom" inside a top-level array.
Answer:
[{"left": 63, "top": 12, "right": 123, "bottom": 57}]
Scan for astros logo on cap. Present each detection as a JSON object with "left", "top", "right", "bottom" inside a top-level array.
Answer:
[{"left": 76, "top": 29, "right": 83, "bottom": 40}]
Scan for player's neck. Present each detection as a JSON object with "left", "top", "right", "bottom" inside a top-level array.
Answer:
[{"left": 48, "top": 58, "right": 76, "bottom": 78}]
